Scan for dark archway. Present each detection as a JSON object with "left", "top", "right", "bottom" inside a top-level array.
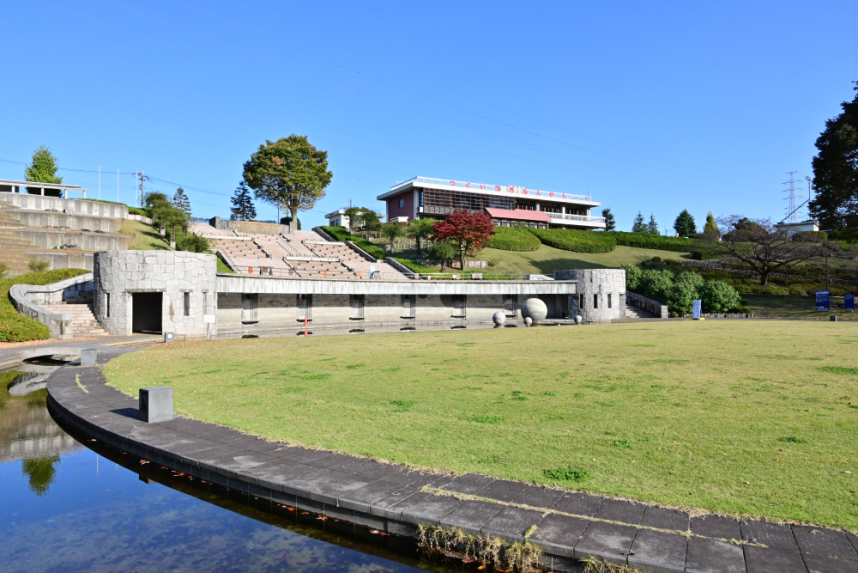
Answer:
[{"left": 132, "top": 292, "right": 163, "bottom": 334}]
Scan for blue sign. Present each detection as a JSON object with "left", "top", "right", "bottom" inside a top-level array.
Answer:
[
  {"left": 692, "top": 299, "right": 702, "bottom": 320},
  {"left": 846, "top": 294, "right": 855, "bottom": 312},
  {"left": 816, "top": 290, "right": 830, "bottom": 311}
]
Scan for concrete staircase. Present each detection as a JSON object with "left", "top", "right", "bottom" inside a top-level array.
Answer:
[
  {"left": 41, "top": 302, "right": 110, "bottom": 337},
  {"left": 625, "top": 302, "right": 657, "bottom": 319}
]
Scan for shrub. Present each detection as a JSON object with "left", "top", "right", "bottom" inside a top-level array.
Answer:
[
  {"left": 666, "top": 280, "right": 698, "bottom": 315},
  {"left": 788, "top": 288, "right": 807, "bottom": 296},
  {"left": 320, "top": 226, "right": 387, "bottom": 260},
  {"left": 543, "top": 467, "right": 590, "bottom": 481},
  {"left": 792, "top": 230, "right": 828, "bottom": 242},
  {"left": 28, "top": 260, "right": 50, "bottom": 273},
  {"left": 177, "top": 232, "right": 210, "bottom": 253},
  {"left": 487, "top": 226, "right": 541, "bottom": 251},
  {"left": 528, "top": 228, "right": 616, "bottom": 253},
  {"left": 640, "top": 269, "right": 674, "bottom": 301},
  {"left": 699, "top": 280, "right": 742, "bottom": 313},
  {"left": 607, "top": 231, "right": 696, "bottom": 252},
  {"left": 621, "top": 264, "right": 642, "bottom": 291},
  {"left": 0, "top": 268, "right": 90, "bottom": 342}
]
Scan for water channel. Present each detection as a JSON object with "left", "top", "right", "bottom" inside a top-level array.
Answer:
[{"left": 0, "top": 360, "right": 485, "bottom": 573}]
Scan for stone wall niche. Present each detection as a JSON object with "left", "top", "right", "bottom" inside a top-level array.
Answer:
[{"left": 93, "top": 251, "right": 217, "bottom": 336}]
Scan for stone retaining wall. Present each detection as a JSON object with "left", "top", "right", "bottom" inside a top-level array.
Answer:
[
  {"left": 9, "top": 273, "right": 94, "bottom": 339},
  {"left": 9, "top": 210, "right": 123, "bottom": 232},
  {"left": 0, "top": 193, "right": 129, "bottom": 218}
]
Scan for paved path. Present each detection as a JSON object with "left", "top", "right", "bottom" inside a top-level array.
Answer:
[{"left": 47, "top": 355, "right": 858, "bottom": 573}]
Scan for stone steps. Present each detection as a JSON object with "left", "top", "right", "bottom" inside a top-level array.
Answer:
[
  {"left": 625, "top": 303, "right": 657, "bottom": 319},
  {"left": 42, "top": 303, "right": 110, "bottom": 337}
]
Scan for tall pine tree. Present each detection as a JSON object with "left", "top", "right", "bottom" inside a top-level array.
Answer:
[
  {"left": 631, "top": 211, "right": 647, "bottom": 232},
  {"left": 24, "top": 145, "right": 62, "bottom": 197},
  {"left": 173, "top": 187, "right": 192, "bottom": 217},
  {"left": 809, "top": 81, "right": 858, "bottom": 231},
  {"left": 647, "top": 214, "right": 660, "bottom": 235},
  {"left": 673, "top": 210, "right": 697, "bottom": 236},
  {"left": 230, "top": 181, "right": 257, "bottom": 221},
  {"left": 601, "top": 208, "right": 616, "bottom": 231},
  {"left": 703, "top": 212, "right": 719, "bottom": 236}
]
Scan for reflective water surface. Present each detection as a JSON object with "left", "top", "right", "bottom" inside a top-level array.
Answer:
[{"left": 0, "top": 364, "right": 474, "bottom": 573}]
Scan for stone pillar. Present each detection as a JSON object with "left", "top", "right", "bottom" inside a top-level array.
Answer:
[
  {"left": 40, "top": 187, "right": 45, "bottom": 196},
  {"left": 535, "top": 202, "right": 540, "bottom": 211},
  {"left": 561, "top": 206, "right": 566, "bottom": 214}
]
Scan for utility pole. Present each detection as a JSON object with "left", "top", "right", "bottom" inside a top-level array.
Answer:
[
  {"left": 136, "top": 170, "right": 149, "bottom": 207},
  {"left": 117, "top": 168, "right": 120, "bottom": 203},
  {"left": 98, "top": 165, "right": 101, "bottom": 200}
]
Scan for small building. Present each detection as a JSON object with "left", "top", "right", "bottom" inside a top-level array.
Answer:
[
  {"left": 325, "top": 209, "right": 350, "bottom": 230},
  {"left": 774, "top": 220, "right": 820, "bottom": 237},
  {"left": 377, "top": 176, "right": 606, "bottom": 230}
]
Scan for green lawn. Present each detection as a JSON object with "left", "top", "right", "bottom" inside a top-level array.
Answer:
[
  {"left": 748, "top": 296, "right": 858, "bottom": 320},
  {"left": 105, "top": 321, "right": 858, "bottom": 529},
  {"left": 395, "top": 244, "right": 689, "bottom": 275},
  {"left": 119, "top": 219, "right": 172, "bottom": 251}
]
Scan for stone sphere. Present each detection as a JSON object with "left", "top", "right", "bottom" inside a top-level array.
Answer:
[
  {"left": 575, "top": 315, "right": 583, "bottom": 325},
  {"left": 524, "top": 317, "right": 533, "bottom": 327},
  {"left": 492, "top": 311, "right": 506, "bottom": 326},
  {"left": 521, "top": 298, "right": 548, "bottom": 322}
]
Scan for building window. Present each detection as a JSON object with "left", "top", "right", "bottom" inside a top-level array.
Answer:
[
  {"left": 399, "top": 198, "right": 405, "bottom": 208},
  {"left": 106, "top": 293, "right": 110, "bottom": 318},
  {"left": 503, "top": 294, "right": 518, "bottom": 317},
  {"left": 203, "top": 292, "right": 208, "bottom": 313},
  {"left": 593, "top": 294, "right": 599, "bottom": 309},
  {"left": 401, "top": 295, "right": 416, "bottom": 319},
  {"left": 349, "top": 294, "right": 365, "bottom": 320},
  {"left": 421, "top": 188, "right": 514, "bottom": 216},
  {"left": 608, "top": 293, "right": 612, "bottom": 308},
  {"left": 452, "top": 295, "right": 466, "bottom": 318},
  {"left": 580, "top": 293, "right": 585, "bottom": 309},
  {"left": 297, "top": 294, "right": 313, "bottom": 321},
  {"left": 183, "top": 292, "right": 191, "bottom": 316}
]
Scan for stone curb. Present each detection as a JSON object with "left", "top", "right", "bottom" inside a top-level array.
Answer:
[{"left": 46, "top": 358, "right": 858, "bottom": 573}]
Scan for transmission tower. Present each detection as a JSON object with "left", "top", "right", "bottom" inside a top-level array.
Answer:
[{"left": 782, "top": 172, "right": 799, "bottom": 224}]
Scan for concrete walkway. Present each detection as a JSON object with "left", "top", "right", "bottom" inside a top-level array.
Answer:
[{"left": 47, "top": 356, "right": 858, "bottom": 573}]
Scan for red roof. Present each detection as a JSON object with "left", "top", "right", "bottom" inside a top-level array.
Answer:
[{"left": 484, "top": 208, "right": 551, "bottom": 223}]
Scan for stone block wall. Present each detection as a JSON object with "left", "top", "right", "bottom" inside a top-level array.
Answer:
[
  {"left": 558, "top": 269, "right": 626, "bottom": 322},
  {"left": 16, "top": 229, "right": 132, "bottom": 250},
  {"left": 93, "top": 251, "right": 217, "bottom": 336},
  {"left": 9, "top": 210, "right": 123, "bottom": 232},
  {"left": 0, "top": 193, "right": 129, "bottom": 218}
]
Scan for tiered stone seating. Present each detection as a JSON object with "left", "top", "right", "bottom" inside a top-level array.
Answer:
[{"left": 287, "top": 259, "right": 352, "bottom": 278}]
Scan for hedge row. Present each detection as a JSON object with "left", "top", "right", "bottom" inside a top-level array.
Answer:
[
  {"left": 528, "top": 228, "right": 617, "bottom": 253},
  {"left": 607, "top": 232, "right": 697, "bottom": 252},
  {"left": 486, "top": 226, "right": 542, "bottom": 251},
  {"left": 320, "top": 226, "right": 387, "bottom": 260},
  {"left": 0, "top": 268, "right": 90, "bottom": 342}
]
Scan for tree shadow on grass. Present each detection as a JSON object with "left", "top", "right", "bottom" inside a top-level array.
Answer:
[{"left": 529, "top": 257, "right": 612, "bottom": 273}]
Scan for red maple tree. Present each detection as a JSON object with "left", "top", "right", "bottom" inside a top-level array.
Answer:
[{"left": 431, "top": 210, "right": 496, "bottom": 270}]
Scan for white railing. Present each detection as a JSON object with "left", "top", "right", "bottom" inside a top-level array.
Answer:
[
  {"left": 276, "top": 237, "right": 305, "bottom": 257},
  {"left": 393, "top": 176, "right": 591, "bottom": 202},
  {"left": 546, "top": 212, "right": 607, "bottom": 223}
]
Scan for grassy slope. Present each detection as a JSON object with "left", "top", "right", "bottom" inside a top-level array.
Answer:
[
  {"left": 479, "top": 244, "right": 688, "bottom": 275},
  {"left": 119, "top": 219, "right": 172, "bottom": 251},
  {"left": 106, "top": 321, "right": 858, "bottom": 528},
  {"left": 748, "top": 296, "right": 858, "bottom": 320}
]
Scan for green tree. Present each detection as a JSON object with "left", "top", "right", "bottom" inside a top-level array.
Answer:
[
  {"left": 601, "top": 208, "right": 616, "bottom": 231},
  {"left": 144, "top": 192, "right": 172, "bottom": 236},
  {"left": 24, "top": 145, "right": 62, "bottom": 197},
  {"left": 647, "top": 214, "right": 659, "bottom": 235},
  {"left": 673, "top": 210, "right": 697, "bottom": 237},
  {"left": 344, "top": 206, "right": 380, "bottom": 232},
  {"left": 631, "top": 211, "right": 647, "bottom": 233},
  {"left": 380, "top": 222, "right": 405, "bottom": 253},
  {"left": 406, "top": 218, "right": 438, "bottom": 256},
  {"left": 699, "top": 280, "right": 741, "bottom": 313},
  {"left": 230, "top": 181, "right": 257, "bottom": 221},
  {"left": 173, "top": 187, "right": 191, "bottom": 216},
  {"left": 428, "top": 240, "right": 457, "bottom": 271},
  {"left": 809, "top": 81, "right": 858, "bottom": 231},
  {"left": 243, "top": 135, "right": 332, "bottom": 224},
  {"left": 703, "top": 212, "right": 719, "bottom": 236},
  {"left": 161, "top": 204, "right": 189, "bottom": 249}
]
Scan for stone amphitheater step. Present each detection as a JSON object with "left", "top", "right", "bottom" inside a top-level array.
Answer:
[{"left": 42, "top": 304, "right": 110, "bottom": 337}]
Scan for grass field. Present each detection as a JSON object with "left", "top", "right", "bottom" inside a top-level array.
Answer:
[
  {"left": 119, "top": 219, "right": 172, "bottom": 251},
  {"left": 748, "top": 296, "right": 858, "bottom": 320},
  {"left": 106, "top": 321, "right": 858, "bottom": 529},
  {"left": 396, "top": 244, "right": 689, "bottom": 275}
]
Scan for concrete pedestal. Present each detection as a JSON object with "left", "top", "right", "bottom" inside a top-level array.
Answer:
[
  {"left": 139, "top": 387, "right": 173, "bottom": 423},
  {"left": 80, "top": 349, "right": 98, "bottom": 367}
]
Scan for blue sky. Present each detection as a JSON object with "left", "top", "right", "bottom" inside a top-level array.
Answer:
[{"left": 2, "top": 1, "right": 855, "bottom": 231}]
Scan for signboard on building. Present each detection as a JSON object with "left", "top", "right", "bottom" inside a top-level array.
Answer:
[
  {"left": 816, "top": 290, "right": 830, "bottom": 311},
  {"left": 845, "top": 294, "right": 855, "bottom": 312}
]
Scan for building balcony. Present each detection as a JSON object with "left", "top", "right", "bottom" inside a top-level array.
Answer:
[{"left": 546, "top": 212, "right": 607, "bottom": 228}]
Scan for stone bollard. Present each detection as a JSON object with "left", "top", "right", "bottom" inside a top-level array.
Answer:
[
  {"left": 80, "top": 349, "right": 98, "bottom": 367},
  {"left": 831, "top": 315, "right": 838, "bottom": 322},
  {"left": 139, "top": 387, "right": 173, "bottom": 423},
  {"left": 164, "top": 332, "right": 174, "bottom": 343}
]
